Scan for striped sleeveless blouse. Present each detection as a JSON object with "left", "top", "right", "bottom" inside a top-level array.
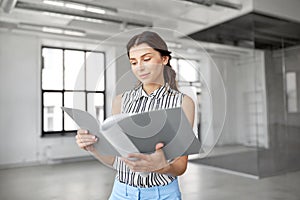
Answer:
[{"left": 113, "top": 83, "right": 185, "bottom": 188}]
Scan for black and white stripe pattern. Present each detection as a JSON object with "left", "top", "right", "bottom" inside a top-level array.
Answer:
[{"left": 113, "top": 83, "right": 184, "bottom": 188}]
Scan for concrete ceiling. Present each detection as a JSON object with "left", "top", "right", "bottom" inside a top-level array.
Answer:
[
  {"left": 188, "top": 12, "right": 300, "bottom": 50},
  {"left": 0, "top": 0, "right": 252, "bottom": 43}
]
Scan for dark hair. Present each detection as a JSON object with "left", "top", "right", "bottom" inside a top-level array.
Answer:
[{"left": 126, "top": 31, "right": 178, "bottom": 91}]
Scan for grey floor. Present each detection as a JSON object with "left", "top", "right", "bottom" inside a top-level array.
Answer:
[{"left": 0, "top": 160, "right": 300, "bottom": 200}]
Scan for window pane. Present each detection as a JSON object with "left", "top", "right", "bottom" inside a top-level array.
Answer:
[
  {"left": 170, "top": 59, "right": 178, "bottom": 81},
  {"left": 178, "top": 59, "right": 199, "bottom": 82},
  {"left": 64, "top": 92, "right": 85, "bottom": 130},
  {"left": 87, "top": 93, "right": 104, "bottom": 123},
  {"left": 286, "top": 72, "right": 298, "bottom": 113},
  {"left": 43, "top": 92, "right": 62, "bottom": 131},
  {"left": 65, "top": 50, "right": 85, "bottom": 90},
  {"left": 86, "top": 52, "right": 105, "bottom": 91},
  {"left": 42, "top": 48, "right": 63, "bottom": 90}
]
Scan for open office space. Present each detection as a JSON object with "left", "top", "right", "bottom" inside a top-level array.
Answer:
[{"left": 0, "top": 0, "right": 300, "bottom": 199}]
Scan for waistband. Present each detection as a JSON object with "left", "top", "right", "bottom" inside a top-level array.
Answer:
[{"left": 114, "top": 178, "right": 180, "bottom": 196}]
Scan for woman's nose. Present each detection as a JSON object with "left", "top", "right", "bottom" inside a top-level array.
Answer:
[{"left": 136, "top": 62, "right": 145, "bottom": 70}]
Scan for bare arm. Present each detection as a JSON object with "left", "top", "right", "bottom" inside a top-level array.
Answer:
[{"left": 155, "top": 95, "right": 195, "bottom": 176}]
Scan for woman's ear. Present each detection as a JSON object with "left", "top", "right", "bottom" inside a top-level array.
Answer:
[{"left": 162, "top": 56, "right": 169, "bottom": 65}]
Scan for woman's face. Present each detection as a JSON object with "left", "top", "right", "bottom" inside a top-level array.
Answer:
[{"left": 129, "top": 43, "right": 168, "bottom": 85}]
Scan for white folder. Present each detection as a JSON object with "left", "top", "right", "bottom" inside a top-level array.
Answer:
[{"left": 62, "top": 107, "right": 201, "bottom": 160}]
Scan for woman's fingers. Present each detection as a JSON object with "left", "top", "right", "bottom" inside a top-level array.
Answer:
[
  {"left": 76, "top": 135, "right": 98, "bottom": 143},
  {"left": 127, "top": 153, "right": 149, "bottom": 161},
  {"left": 76, "top": 134, "right": 98, "bottom": 141},
  {"left": 122, "top": 158, "right": 146, "bottom": 171},
  {"left": 78, "top": 139, "right": 98, "bottom": 152},
  {"left": 75, "top": 129, "right": 98, "bottom": 151},
  {"left": 74, "top": 129, "right": 97, "bottom": 152},
  {"left": 76, "top": 136, "right": 98, "bottom": 143},
  {"left": 79, "top": 141, "right": 97, "bottom": 148},
  {"left": 77, "top": 129, "right": 88, "bottom": 135},
  {"left": 155, "top": 143, "right": 164, "bottom": 150},
  {"left": 122, "top": 143, "right": 168, "bottom": 172},
  {"left": 123, "top": 158, "right": 158, "bottom": 172}
]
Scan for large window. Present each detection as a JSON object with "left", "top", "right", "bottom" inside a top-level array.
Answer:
[
  {"left": 170, "top": 57, "right": 201, "bottom": 89},
  {"left": 286, "top": 72, "right": 298, "bottom": 113},
  {"left": 41, "top": 46, "right": 106, "bottom": 136},
  {"left": 171, "top": 58, "right": 202, "bottom": 136}
]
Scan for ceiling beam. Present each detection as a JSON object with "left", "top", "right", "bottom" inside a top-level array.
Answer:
[
  {"left": 15, "top": 1, "right": 152, "bottom": 27},
  {"left": 179, "top": 0, "right": 242, "bottom": 10}
]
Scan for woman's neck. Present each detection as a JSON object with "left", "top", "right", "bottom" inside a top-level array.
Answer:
[{"left": 142, "top": 83, "right": 164, "bottom": 95}]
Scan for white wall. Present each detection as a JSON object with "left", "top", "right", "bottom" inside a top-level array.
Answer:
[
  {"left": 0, "top": 32, "right": 116, "bottom": 167},
  {"left": 0, "top": 32, "right": 40, "bottom": 166},
  {"left": 114, "top": 47, "right": 136, "bottom": 95}
]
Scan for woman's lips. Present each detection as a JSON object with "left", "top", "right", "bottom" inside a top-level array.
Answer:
[{"left": 139, "top": 73, "right": 150, "bottom": 79}]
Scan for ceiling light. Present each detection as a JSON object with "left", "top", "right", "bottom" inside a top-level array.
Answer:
[
  {"left": 42, "top": 26, "right": 86, "bottom": 36},
  {"left": 43, "top": 12, "right": 104, "bottom": 23},
  {"left": 166, "top": 41, "right": 182, "bottom": 48},
  {"left": 43, "top": 0, "right": 64, "bottom": 7},
  {"left": 42, "top": 27, "right": 63, "bottom": 34},
  {"left": 86, "top": 7, "right": 105, "bottom": 15},
  {"left": 65, "top": 2, "right": 85, "bottom": 11},
  {"left": 18, "top": 23, "right": 86, "bottom": 37},
  {"left": 43, "top": 0, "right": 109, "bottom": 15},
  {"left": 63, "top": 29, "right": 85, "bottom": 36}
]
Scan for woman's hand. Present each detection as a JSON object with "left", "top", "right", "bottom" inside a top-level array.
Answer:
[
  {"left": 122, "top": 143, "right": 168, "bottom": 172},
  {"left": 76, "top": 129, "right": 98, "bottom": 152}
]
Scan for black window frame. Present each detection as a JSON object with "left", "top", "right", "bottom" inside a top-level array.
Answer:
[{"left": 41, "top": 46, "right": 106, "bottom": 137}]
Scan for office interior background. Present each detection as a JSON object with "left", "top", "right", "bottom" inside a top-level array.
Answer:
[{"left": 0, "top": 0, "right": 300, "bottom": 199}]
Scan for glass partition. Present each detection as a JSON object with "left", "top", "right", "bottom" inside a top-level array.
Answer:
[
  {"left": 190, "top": 47, "right": 267, "bottom": 177},
  {"left": 258, "top": 42, "right": 300, "bottom": 177},
  {"left": 191, "top": 39, "right": 300, "bottom": 178}
]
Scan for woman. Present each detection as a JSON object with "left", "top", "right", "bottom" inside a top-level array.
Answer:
[{"left": 76, "top": 31, "right": 195, "bottom": 199}]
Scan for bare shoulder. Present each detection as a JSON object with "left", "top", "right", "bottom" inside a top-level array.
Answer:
[
  {"left": 182, "top": 94, "right": 195, "bottom": 110},
  {"left": 112, "top": 94, "right": 123, "bottom": 115}
]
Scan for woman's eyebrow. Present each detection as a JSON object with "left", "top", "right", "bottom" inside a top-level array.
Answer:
[{"left": 130, "top": 52, "right": 152, "bottom": 60}]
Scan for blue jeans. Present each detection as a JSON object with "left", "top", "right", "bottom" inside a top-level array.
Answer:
[{"left": 109, "top": 178, "right": 181, "bottom": 200}]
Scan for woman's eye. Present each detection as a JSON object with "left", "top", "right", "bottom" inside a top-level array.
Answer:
[
  {"left": 144, "top": 58, "right": 151, "bottom": 61},
  {"left": 131, "top": 62, "right": 137, "bottom": 65}
]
